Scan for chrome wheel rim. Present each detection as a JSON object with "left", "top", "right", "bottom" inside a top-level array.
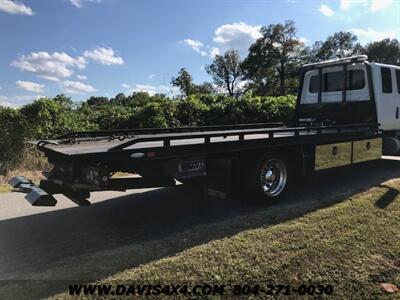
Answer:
[{"left": 260, "top": 158, "right": 287, "bottom": 197}]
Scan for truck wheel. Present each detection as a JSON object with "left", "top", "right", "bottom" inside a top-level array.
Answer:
[{"left": 245, "top": 153, "right": 291, "bottom": 205}]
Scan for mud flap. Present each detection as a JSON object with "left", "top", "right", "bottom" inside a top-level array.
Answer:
[{"left": 205, "top": 157, "right": 243, "bottom": 207}]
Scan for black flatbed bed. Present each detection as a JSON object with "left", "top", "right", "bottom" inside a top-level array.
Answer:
[{"left": 37, "top": 122, "right": 381, "bottom": 163}]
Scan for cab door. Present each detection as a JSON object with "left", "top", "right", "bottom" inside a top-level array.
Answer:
[
  {"left": 395, "top": 69, "right": 400, "bottom": 129},
  {"left": 376, "top": 66, "right": 399, "bottom": 130}
]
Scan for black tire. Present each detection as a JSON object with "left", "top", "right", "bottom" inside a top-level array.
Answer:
[{"left": 244, "top": 152, "right": 292, "bottom": 205}]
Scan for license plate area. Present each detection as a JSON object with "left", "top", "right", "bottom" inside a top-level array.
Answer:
[{"left": 177, "top": 157, "right": 206, "bottom": 179}]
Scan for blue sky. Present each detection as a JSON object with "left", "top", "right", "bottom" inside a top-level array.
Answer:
[{"left": 0, "top": 0, "right": 399, "bottom": 107}]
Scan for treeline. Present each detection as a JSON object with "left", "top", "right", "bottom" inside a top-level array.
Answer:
[
  {"left": 197, "top": 21, "right": 400, "bottom": 97},
  {"left": 0, "top": 94, "right": 296, "bottom": 174},
  {"left": 1, "top": 20, "right": 400, "bottom": 174}
]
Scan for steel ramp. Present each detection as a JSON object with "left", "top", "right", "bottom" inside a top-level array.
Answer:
[{"left": 8, "top": 176, "right": 57, "bottom": 206}]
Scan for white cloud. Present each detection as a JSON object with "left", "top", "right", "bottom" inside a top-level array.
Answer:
[
  {"left": 0, "top": 0, "right": 34, "bottom": 15},
  {"left": 148, "top": 74, "right": 156, "bottom": 79},
  {"left": 69, "top": 0, "right": 101, "bottom": 8},
  {"left": 131, "top": 84, "right": 157, "bottom": 95},
  {"left": 181, "top": 22, "right": 261, "bottom": 58},
  {"left": 61, "top": 80, "right": 97, "bottom": 94},
  {"left": 350, "top": 27, "right": 396, "bottom": 42},
  {"left": 339, "top": 0, "right": 392, "bottom": 13},
  {"left": 16, "top": 80, "right": 44, "bottom": 93},
  {"left": 0, "top": 102, "right": 14, "bottom": 108},
  {"left": 76, "top": 74, "right": 87, "bottom": 80},
  {"left": 339, "top": 0, "right": 368, "bottom": 10},
  {"left": 0, "top": 100, "right": 15, "bottom": 108},
  {"left": 210, "top": 47, "right": 220, "bottom": 58},
  {"left": 38, "top": 75, "right": 60, "bottom": 82},
  {"left": 182, "top": 39, "right": 207, "bottom": 56},
  {"left": 122, "top": 83, "right": 179, "bottom": 96},
  {"left": 299, "top": 37, "right": 310, "bottom": 45},
  {"left": 370, "top": 0, "right": 393, "bottom": 12},
  {"left": 0, "top": 94, "right": 45, "bottom": 107},
  {"left": 213, "top": 22, "right": 262, "bottom": 55},
  {"left": 340, "top": 0, "right": 351, "bottom": 10},
  {"left": 0, "top": 95, "right": 13, "bottom": 107},
  {"left": 318, "top": 4, "right": 334, "bottom": 17},
  {"left": 83, "top": 47, "right": 124, "bottom": 65},
  {"left": 12, "top": 51, "right": 86, "bottom": 80}
]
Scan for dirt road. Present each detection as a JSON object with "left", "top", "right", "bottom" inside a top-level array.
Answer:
[{"left": 0, "top": 157, "right": 399, "bottom": 299}]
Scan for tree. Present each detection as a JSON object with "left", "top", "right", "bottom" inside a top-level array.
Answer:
[
  {"left": 131, "top": 99, "right": 178, "bottom": 128},
  {"left": 87, "top": 96, "right": 109, "bottom": 106},
  {"left": 0, "top": 107, "right": 27, "bottom": 174},
  {"left": 111, "top": 93, "right": 128, "bottom": 105},
  {"left": 175, "top": 95, "right": 209, "bottom": 126},
  {"left": 126, "top": 92, "right": 153, "bottom": 108},
  {"left": 364, "top": 38, "right": 400, "bottom": 65},
  {"left": 206, "top": 50, "right": 243, "bottom": 96},
  {"left": 242, "top": 20, "right": 304, "bottom": 96},
  {"left": 171, "top": 68, "right": 195, "bottom": 97},
  {"left": 53, "top": 94, "right": 73, "bottom": 108},
  {"left": 308, "top": 31, "right": 361, "bottom": 62},
  {"left": 20, "top": 97, "right": 95, "bottom": 139},
  {"left": 193, "top": 82, "right": 216, "bottom": 94}
]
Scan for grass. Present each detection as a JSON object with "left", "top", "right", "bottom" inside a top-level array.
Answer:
[
  {"left": 0, "top": 184, "right": 11, "bottom": 193},
  {"left": 51, "top": 178, "right": 400, "bottom": 299},
  {"left": 0, "top": 170, "right": 45, "bottom": 193},
  {"left": 0, "top": 144, "right": 50, "bottom": 193}
]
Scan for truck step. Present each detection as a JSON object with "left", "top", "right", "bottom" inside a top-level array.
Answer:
[{"left": 8, "top": 176, "right": 57, "bottom": 206}]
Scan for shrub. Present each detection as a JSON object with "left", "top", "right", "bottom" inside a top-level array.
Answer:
[
  {"left": 0, "top": 107, "right": 27, "bottom": 174},
  {"left": 0, "top": 93, "right": 296, "bottom": 173}
]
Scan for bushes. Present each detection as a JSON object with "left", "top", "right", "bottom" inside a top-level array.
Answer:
[
  {"left": 0, "top": 93, "right": 296, "bottom": 174},
  {"left": 0, "top": 107, "right": 26, "bottom": 174},
  {"left": 20, "top": 97, "right": 97, "bottom": 139}
]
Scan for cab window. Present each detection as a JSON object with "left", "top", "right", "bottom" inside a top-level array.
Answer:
[
  {"left": 309, "top": 69, "right": 365, "bottom": 93},
  {"left": 381, "top": 67, "right": 392, "bottom": 93},
  {"left": 347, "top": 70, "right": 365, "bottom": 90},
  {"left": 396, "top": 69, "right": 400, "bottom": 94},
  {"left": 309, "top": 75, "right": 319, "bottom": 93}
]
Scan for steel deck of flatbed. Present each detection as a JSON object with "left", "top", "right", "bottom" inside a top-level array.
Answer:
[{"left": 37, "top": 123, "right": 382, "bottom": 161}]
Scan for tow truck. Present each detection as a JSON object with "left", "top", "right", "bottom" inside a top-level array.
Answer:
[{"left": 9, "top": 55, "right": 400, "bottom": 206}]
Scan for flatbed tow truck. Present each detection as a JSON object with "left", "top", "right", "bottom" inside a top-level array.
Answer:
[{"left": 9, "top": 56, "right": 400, "bottom": 206}]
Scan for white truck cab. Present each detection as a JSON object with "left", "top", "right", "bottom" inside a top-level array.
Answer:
[
  {"left": 370, "top": 62, "right": 400, "bottom": 131},
  {"left": 298, "top": 55, "right": 400, "bottom": 155}
]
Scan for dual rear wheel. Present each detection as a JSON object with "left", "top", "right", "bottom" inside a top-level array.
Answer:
[
  {"left": 245, "top": 152, "right": 291, "bottom": 205},
  {"left": 180, "top": 152, "right": 293, "bottom": 206}
]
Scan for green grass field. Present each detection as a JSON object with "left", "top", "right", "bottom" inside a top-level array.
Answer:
[{"left": 52, "top": 178, "right": 400, "bottom": 299}]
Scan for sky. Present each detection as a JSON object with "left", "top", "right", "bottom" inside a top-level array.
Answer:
[{"left": 0, "top": 0, "right": 399, "bottom": 107}]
